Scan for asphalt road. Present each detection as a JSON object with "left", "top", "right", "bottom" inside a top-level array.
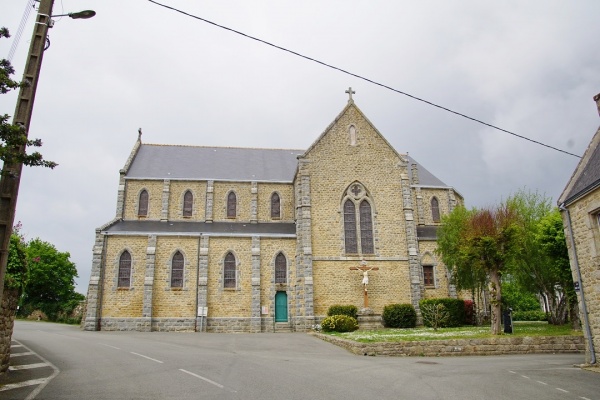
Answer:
[{"left": 1, "top": 320, "right": 598, "bottom": 400}]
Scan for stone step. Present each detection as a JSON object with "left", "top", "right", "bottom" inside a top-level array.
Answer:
[{"left": 274, "top": 322, "right": 292, "bottom": 333}]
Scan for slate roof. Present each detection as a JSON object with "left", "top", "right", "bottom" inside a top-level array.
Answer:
[
  {"left": 125, "top": 144, "right": 450, "bottom": 187},
  {"left": 559, "top": 126, "right": 600, "bottom": 205},
  {"left": 103, "top": 220, "right": 296, "bottom": 237},
  {"left": 126, "top": 145, "right": 304, "bottom": 182}
]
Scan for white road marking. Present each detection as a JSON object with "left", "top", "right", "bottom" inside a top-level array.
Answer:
[
  {"left": 536, "top": 381, "right": 547, "bottom": 385},
  {"left": 556, "top": 388, "right": 569, "bottom": 393},
  {"left": 579, "top": 397, "right": 591, "bottom": 400},
  {"left": 11, "top": 351, "right": 35, "bottom": 357},
  {"left": 10, "top": 344, "right": 24, "bottom": 348},
  {"left": 508, "top": 370, "right": 516, "bottom": 374},
  {"left": 0, "top": 378, "right": 48, "bottom": 391},
  {"left": 179, "top": 369, "right": 224, "bottom": 389},
  {"left": 520, "top": 375, "right": 530, "bottom": 379},
  {"left": 8, "top": 340, "right": 60, "bottom": 400},
  {"left": 98, "top": 343, "right": 121, "bottom": 350},
  {"left": 130, "top": 352, "right": 163, "bottom": 363},
  {"left": 9, "top": 363, "right": 50, "bottom": 371}
]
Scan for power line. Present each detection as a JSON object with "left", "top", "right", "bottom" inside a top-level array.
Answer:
[
  {"left": 147, "top": 0, "right": 581, "bottom": 159},
  {"left": 8, "top": 0, "right": 35, "bottom": 62}
]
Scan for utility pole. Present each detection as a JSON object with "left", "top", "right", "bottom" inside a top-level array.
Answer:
[{"left": 0, "top": 0, "right": 55, "bottom": 305}]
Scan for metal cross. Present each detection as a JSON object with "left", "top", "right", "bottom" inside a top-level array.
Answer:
[{"left": 345, "top": 87, "right": 355, "bottom": 101}]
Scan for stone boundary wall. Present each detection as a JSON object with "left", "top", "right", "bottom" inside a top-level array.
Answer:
[{"left": 314, "top": 334, "right": 585, "bottom": 356}]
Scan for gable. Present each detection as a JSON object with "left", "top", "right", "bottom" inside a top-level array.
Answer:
[{"left": 559, "top": 126, "right": 600, "bottom": 205}]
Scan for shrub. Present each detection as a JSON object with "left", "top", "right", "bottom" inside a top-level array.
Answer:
[
  {"left": 382, "top": 304, "right": 417, "bottom": 328},
  {"left": 327, "top": 305, "right": 358, "bottom": 319},
  {"left": 321, "top": 315, "right": 359, "bottom": 332},
  {"left": 512, "top": 310, "right": 547, "bottom": 321},
  {"left": 419, "top": 298, "right": 465, "bottom": 327},
  {"left": 420, "top": 303, "right": 449, "bottom": 331},
  {"left": 464, "top": 300, "right": 475, "bottom": 325}
]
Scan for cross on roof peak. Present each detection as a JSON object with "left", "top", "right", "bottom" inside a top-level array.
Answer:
[{"left": 345, "top": 87, "right": 355, "bottom": 103}]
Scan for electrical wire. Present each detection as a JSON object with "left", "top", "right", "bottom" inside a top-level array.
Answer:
[
  {"left": 7, "top": 0, "right": 35, "bottom": 62},
  {"left": 147, "top": 0, "right": 581, "bottom": 159}
]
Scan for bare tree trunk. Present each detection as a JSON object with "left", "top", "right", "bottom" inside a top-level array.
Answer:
[{"left": 489, "top": 270, "right": 502, "bottom": 335}]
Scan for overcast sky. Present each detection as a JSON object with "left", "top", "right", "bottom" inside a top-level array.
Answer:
[{"left": 1, "top": 0, "right": 599, "bottom": 294}]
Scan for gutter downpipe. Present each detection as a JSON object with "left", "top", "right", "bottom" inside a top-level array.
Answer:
[{"left": 560, "top": 204, "right": 596, "bottom": 364}]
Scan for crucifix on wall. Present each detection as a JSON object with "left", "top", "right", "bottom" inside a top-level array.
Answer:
[{"left": 349, "top": 259, "right": 379, "bottom": 309}]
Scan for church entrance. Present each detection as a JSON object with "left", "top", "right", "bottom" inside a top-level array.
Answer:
[{"left": 275, "top": 291, "right": 288, "bottom": 322}]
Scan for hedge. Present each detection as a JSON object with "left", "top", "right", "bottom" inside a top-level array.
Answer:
[
  {"left": 382, "top": 304, "right": 417, "bottom": 328},
  {"left": 419, "top": 298, "right": 466, "bottom": 327},
  {"left": 512, "top": 310, "right": 547, "bottom": 321},
  {"left": 321, "top": 315, "right": 359, "bottom": 332},
  {"left": 327, "top": 305, "right": 358, "bottom": 319}
]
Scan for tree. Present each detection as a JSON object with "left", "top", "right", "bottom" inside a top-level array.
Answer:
[
  {"left": 437, "top": 203, "right": 522, "bottom": 334},
  {"left": 5, "top": 223, "right": 28, "bottom": 293},
  {"left": 19, "top": 238, "right": 82, "bottom": 321},
  {"left": 507, "top": 191, "right": 576, "bottom": 326},
  {"left": 0, "top": 27, "right": 57, "bottom": 170}
]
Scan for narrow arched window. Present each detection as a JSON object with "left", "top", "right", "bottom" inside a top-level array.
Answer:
[
  {"left": 431, "top": 197, "right": 440, "bottom": 223},
  {"left": 138, "top": 190, "right": 149, "bottom": 217},
  {"left": 224, "top": 252, "right": 236, "bottom": 288},
  {"left": 171, "top": 251, "right": 184, "bottom": 288},
  {"left": 360, "top": 200, "right": 374, "bottom": 254},
  {"left": 349, "top": 125, "right": 357, "bottom": 146},
  {"left": 227, "top": 192, "right": 236, "bottom": 218},
  {"left": 271, "top": 193, "right": 281, "bottom": 219},
  {"left": 118, "top": 251, "right": 132, "bottom": 288},
  {"left": 183, "top": 191, "right": 193, "bottom": 217},
  {"left": 344, "top": 199, "right": 358, "bottom": 254},
  {"left": 275, "top": 253, "right": 287, "bottom": 284}
]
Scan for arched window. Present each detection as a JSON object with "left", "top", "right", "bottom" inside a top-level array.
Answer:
[
  {"left": 183, "top": 191, "right": 193, "bottom": 217},
  {"left": 349, "top": 125, "right": 357, "bottom": 146},
  {"left": 118, "top": 251, "right": 132, "bottom": 288},
  {"left": 344, "top": 199, "right": 358, "bottom": 254},
  {"left": 224, "top": 252, "right": 236, "bottom": 288},
  {"left": 359, "top": 200, "right": 374, "bottom": 254},
  {"left": 431, "top": 197, "right": 440, "bottom": 223},
  {"left": 275, "top": 253, "right": 287, "bottom": 284},
  {"left": 138, "top": 190, "right": 149, "bottom": 217},
  {"left": 171, "top": 251, "right": 184, "bottom": 288},
  {"left": 271, "top": 193, "right": 281, "bottom": 219},
  {"left": 227, "top": 192, "right": 236, "bottom": 218}
]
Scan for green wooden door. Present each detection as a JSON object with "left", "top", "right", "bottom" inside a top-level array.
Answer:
[{"left": 275, "top": 291, "right": 288, "bottom": 322}]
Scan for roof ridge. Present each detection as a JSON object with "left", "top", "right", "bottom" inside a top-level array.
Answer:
[{"left": 141, "top": 143, "right": 305, "bottom": 152}]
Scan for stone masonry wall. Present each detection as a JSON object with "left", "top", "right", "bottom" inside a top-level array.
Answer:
[
  {"left": 167, "top": 180, "right": 207, "bottom": 221},
  {"left": 316, "top": 333, "right": 585, "bottom": 357},
  {"left": 0, "top": 288, "right": 18, "bottom": 373},
  {"left": 123, "top": 180, "right": 163, "bottom": 220},
  {"left": 257, "top": 183, "right": 295, "bottom": 222},
  {"left": 101, "top": 236, "right": 147, "bottom": 318},
  {"left": 563, "top": 189, "right": 600, "bottom": 364},
  {"left": 152, "top": 236, "right": 199, "bottom": 318},
  {"left": 213, "top": 182, "right": 252, "bottom": 222}
]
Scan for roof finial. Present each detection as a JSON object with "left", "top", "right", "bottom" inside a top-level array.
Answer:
[
  {"left": 345, "top": 87, "right": 355, "bottom": 103},
  {"left": 138, "top": 127, "right": 142, "bottom": 140}
]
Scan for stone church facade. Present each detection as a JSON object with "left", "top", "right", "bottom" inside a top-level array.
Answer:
[{"left": 84, "top": 94, "right": 463, "bottom": 332}]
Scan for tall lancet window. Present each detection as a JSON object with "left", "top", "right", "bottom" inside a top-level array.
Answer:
[
  {"left": 344, "top": 199, "right": 358, "bottom": 254},
  {"left": 271, "top": 193, "right": 281, "bottom": 219},
  {"left": 349, "top": 125, "right": 357, "bottom": 146},
  {"left": 227, "top": 192, "right": 237, "bottom": 218},
  {"left": 431, "top": 197, "right": 440, "bottom": 223},
  {"left": 359, "top": 200, "right": 374, "bottom": 254},
  {"left": 138, "top": 190, "right": 149, "bottom": 217},
  {"left": 343, "top": 183, "right": 375, "bottom": 255},
  {"left": 171, "top": 251, "right": 184, "bottom": 288},
  {"left": 183, "top": 191, "right": 193, "bottom": 217}
]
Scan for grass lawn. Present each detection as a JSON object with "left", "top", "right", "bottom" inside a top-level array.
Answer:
[{"left": 325, "top": 321, "right": 582, "bottom": 343}]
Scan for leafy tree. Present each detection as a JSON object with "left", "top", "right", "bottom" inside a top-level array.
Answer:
[
  {"left": 501, "top": 279, "right": 540, "bottom": 312},
  {"left": 437, "top": 203, "right": 522, "bottom": 335},
  {"left": 0, "top": 27, "right": 57, "bottom": 171},
  {"left": 507, "top": 191, "right": 576, "bottom": 326},
  {"left": 19, "top": 238, "right": 82, "bottom": 321},
  {"left": 5, "top": 223, "right": 28, "bottom": 293}
]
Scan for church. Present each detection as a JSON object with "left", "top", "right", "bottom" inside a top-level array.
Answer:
[{"left": 84, "top": 90, "right": 463, "bottom": 332}]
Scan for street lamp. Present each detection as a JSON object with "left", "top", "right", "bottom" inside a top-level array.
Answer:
[
  {"left": 0, "top": 0, "right": 95, "bottom": 304},
  {"left": 52, "top": 10, "right": 96, "bottom": 20}
]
